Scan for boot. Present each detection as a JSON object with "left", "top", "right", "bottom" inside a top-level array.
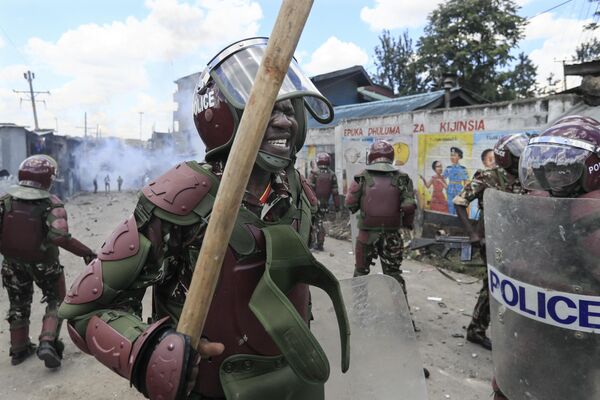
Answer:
[
  {"left": 466, "top": 330, "right": 492, "bottom": 350},
  {"left": 37, "top": 340, "right": 63, "bottom": 369},
  {"left": 37, "top": 311, "right": 63, "bottom": 368},
  {"left": 9, "top": 320, "right": 36, "bottom": 366}
]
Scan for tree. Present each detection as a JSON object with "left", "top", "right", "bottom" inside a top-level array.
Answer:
[
  {"left": 575, "top": 37, "right": 600, "bottom": 62},
  {"left": 416, "top": 0, "right": 536, "bottom": 101},
  {"left": 574, "top": 1, "right": 600, "bottom": 62},
  {"left": 373, "top": 30, "right": 424, "bottom": 96}
]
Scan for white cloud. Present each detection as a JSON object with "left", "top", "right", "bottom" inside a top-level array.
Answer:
[
  {"left": 303, "top": 37, "right": 369, "bottom": 76},
  {"left": 524, "top": 13, "right": 596, "bottom": 89},
  {"left": 3, "top": 0, "right": 263, "bottom": 138},
  {"left": 360, "top": 0, "right": 444, "bottom": 30}
]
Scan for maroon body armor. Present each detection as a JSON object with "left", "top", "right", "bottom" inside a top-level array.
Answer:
[
  {"left": 361, "top": 174, "right": 402, "bottom": 229},
  {"left": 0, "top": 199, "right": 48, "bottom": 262},
  {"left": 315, "top": 170, "right": 333, "bottom": 202}
]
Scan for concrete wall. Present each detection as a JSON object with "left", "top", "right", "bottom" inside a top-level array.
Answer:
[
  {"left": 302, "top": 94, "right": 587, "bottom": 214},
  {"left": 0, "top": 126, "right": 28, "bottom": 177}
]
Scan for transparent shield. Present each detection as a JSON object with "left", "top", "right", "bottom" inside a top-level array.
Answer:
[
  {"left": 484, "top": 189, "right": 600, "bottom": 399},
  {"left": 311, "top": 275, "right": 428, "bottom": 400}
]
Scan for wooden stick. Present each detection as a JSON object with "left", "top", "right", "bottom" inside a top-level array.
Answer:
[{"left": 177, "top": 0, "right": 314, "bottom": 349}]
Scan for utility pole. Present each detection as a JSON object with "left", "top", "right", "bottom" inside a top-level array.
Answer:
[
  {"left": 554, "top": 59, "right": 568, "bottom": 92},
  {"left": 12, "top": 70, "right": 50, "bottom": 131},
  {"left": 139, "top": 112, "right": 144, "bottom": 141}
]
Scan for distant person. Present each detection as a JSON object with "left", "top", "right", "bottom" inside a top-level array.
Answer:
[
  {"left": 0, "top": 155, "right": 95, "bottom": 368},
  {"left": 420, "top": 160, "right": 448, "bottom": 213},
  {"left": 92, "top": 177, "right": 98, "bottom": 194},
  {"left": 443, "top": 147, "right": 468, "bottom": 215},
  {"left": 117, "top": 176, "right": 123, "bottom": 192},
  {"left": 104, "top": 175, "right": 110, "bottom": 193}
]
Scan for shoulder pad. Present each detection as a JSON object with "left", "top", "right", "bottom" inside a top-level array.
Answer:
[
  {"left": 64, "top": 258, "right": 103, "bottom": 304},
  {"left": 99, "top": 215, "right": 140, "bottom": 261},
  {"left": 50, "top": 194, "right": 63, "bottom": 206},
  {"left": 142, "top": 162, "right": 212, "bottom": 216}
]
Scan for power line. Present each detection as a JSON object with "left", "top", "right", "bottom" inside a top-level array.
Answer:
[
  {"left": 528, "top": 0, "right": 576, "bottom": 20},
  {"left": 0, "top": 24, "right": 28, "bottom": 64}
]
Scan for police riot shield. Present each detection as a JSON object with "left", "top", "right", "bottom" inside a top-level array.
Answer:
[
  {"left": 484, "top": 189, "right": 600, "bottom": 400},
  {"left": 311, "top": 274, "right": 428, "bottom": 400}
]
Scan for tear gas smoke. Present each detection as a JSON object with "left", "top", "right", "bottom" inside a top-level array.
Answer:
[{"left": 74, "top": 134, "right": 205, "bottom": 191}]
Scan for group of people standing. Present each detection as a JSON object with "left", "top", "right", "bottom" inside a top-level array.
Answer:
[{"left": 92, "top": 174, "right": 123, "bottom": 193}]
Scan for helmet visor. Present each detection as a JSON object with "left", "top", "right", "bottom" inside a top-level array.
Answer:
[
  {"left": 210, "top": 43, "right": 333, "bottom": 123},
  {"left": 519, "top": 144, "right": 588, "bottom": 191},
  {"left": 505, "top": 134, "right": 529, "bottom": 158}
]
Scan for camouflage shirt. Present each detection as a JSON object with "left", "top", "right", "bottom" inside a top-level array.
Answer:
[{"left": 453, "top": 167, "right": 523, "bottom": 210}]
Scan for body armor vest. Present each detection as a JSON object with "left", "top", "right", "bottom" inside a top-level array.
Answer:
[
  {"left": 149, "top": 165, "right": 314, "bottom": 398},
  {"left": 315, "top": 169, "right": 333, "bottom": 202},
  {"left": 360, "top": 172, "right": 402, "bottom": 229},
  {"left": 0, "top": 197, "right": 51, "bottom": 262}
]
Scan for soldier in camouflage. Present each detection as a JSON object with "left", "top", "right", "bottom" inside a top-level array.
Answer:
[
  {"left": 308, "top": 152, "right": 340, "bottom": 251},
  {"left": 0, "top": 155, "right": 96, "bottom": 367},
  {"left": 345, "top": 140, "right": 416, "bottom": 297},
  {"left": 453, "top": 133, "right": 529, "bottom": 350}
]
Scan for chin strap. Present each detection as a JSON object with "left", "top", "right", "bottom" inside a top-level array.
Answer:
[{"left": 255, "top": 151, "right": 291, "bottom": 173}]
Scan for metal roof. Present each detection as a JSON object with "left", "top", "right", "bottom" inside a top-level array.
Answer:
[{"left": 308, "top": 89, "right": 453, "bottom": 129}]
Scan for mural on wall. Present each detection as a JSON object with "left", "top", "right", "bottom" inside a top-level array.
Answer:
[{"left": 417, "top": 130, "right": 538, "bottom": 218}]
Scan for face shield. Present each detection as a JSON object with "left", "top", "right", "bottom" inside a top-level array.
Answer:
[
  {"left": 504, "top": 134, "right": 529, "bottom": 158},
  {"left": 519, "top": 136, "right": 594, "bottom": 192},
  {"left": 201, "top": 38, "right": 333, "bottom": 124}
]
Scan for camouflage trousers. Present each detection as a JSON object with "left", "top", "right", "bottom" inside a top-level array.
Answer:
[
  {"left": 353, "top": 229, "right": 406, "bottom": 296},
  {"left": 311, "top": 207, "right": 328, "bottom": 249},
  {"left": 468, "top": 245, "right": 490, "bottom": 337},
  {"left": 1, "top": 258, "right": 65, "bottom": 324}
]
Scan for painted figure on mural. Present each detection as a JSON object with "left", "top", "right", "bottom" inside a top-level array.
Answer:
[
  {"left": 443, "top": 147, "right": 468, "bottom": 215},
  {"left": 420, "top": 160, "right": 448, "bottom": 213}
]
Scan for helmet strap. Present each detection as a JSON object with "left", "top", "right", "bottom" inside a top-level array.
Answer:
[{"left": 256, "top": 151, "right": 291, "bottom": 173}]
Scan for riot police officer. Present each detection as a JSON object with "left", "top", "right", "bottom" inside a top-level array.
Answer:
[
  {"left": 490, "top": 115, "right": 600, "bottom": 399},
  {"left": 345, "top": 140, "right": 416, "bottom": 297},
  {"left": 309, "top": 152, "right": 340, "bottom": 251},
  {"left": 59, "top": 38, "right": 349, "bottom": 400},
  {"left": 453, "top": 133, "right": 529, "bottom": 350},
  {"left": 0, "top": 155, "right": 95, "bottom": 367}
]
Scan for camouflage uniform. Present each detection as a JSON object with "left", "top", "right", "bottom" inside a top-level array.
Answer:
[
  {"left": 453, "top": 167, "right": 523, "bottom": 340},
  {"left": 0, "top": 192, "right": 95, "bottom": 366},
  {"left": 308, "top": 166, "right": 340, "bottom": 250},
  {"left": 346, "top": 166, "right": 416, "bottom": 296}
]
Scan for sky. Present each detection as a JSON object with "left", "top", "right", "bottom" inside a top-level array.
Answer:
[{"left": 0, "top": 0, "right": 598, "bottom": 140}]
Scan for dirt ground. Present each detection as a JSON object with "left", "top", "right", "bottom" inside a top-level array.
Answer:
[{"left": 0, "top": 191, "right": 494, "bottom": 399}]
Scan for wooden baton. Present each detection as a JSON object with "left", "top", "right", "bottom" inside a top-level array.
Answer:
[{"left": 177, "top": 0, "right": 315, "bottom": 349}]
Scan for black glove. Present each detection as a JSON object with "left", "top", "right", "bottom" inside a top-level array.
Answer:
[
  {"left": 83, "top": 254, "right": 96, "bottom": 265},
  {"left": 132, "top": 329, "right": 199, "bottom": 400}
]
